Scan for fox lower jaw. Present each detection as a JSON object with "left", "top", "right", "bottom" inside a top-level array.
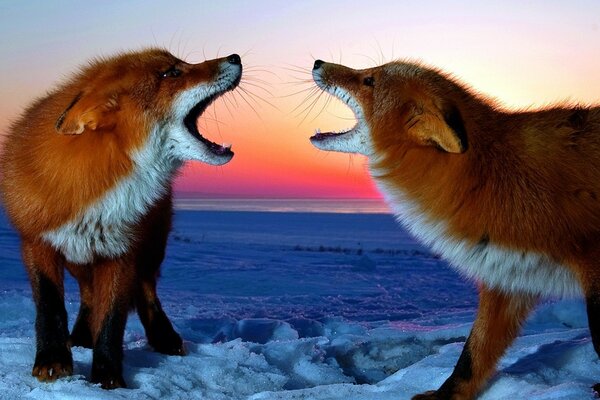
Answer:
[{"left": 310, "top": 127, "right": 373, "bottom": 156}]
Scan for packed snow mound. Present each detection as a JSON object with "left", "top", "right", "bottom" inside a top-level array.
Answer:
[{"left": 0, "top": 210, "right": 598, "bottom": 399}]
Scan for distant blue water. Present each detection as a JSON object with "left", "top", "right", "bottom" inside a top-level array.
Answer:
[
  {"left": 0, "top": 205, "right": 478, "bottom": 325},
  {"left": 173, "top": 197, "right": 391, "bottom": 214}
]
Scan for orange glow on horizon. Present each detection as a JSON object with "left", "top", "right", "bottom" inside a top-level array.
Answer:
[
  {"left": 1, "top": 2, "right": 599, "bottom": 199},
  {"left": 173, "top": 98, "right": 379, "bottom": 198}
]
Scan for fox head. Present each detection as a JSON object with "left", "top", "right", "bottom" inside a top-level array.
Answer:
[
  {"left": 310, "top": 60, "right": 469, "bottom": 160},
  {"left": 55, "top": 48, "right": 242, "bottom": 166}
]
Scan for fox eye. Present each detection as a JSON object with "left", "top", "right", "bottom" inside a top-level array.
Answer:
[
  {"left": 363, "top": 76, "right": 375, "bottom": 87},
  {"left": 161, "top": 66, "right": 182, "bottom": 78}
]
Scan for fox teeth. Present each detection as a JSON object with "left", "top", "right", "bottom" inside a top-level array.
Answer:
[
  {"left": 315, "top": 128, "right": 321, "bottom": 135},
  {"left": 222, "top": 143, "right": 232, "bottom": 149}
]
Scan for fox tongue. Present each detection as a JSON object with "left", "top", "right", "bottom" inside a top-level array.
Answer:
[{"left": 310, "top": 128, "right": 349, "bottom": 141}]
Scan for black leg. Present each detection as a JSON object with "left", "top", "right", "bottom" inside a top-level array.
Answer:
[
  {"left": 134, "top": 193, "right": 184, "bottom": 355},
  {"left": 31, "top": 273, "right": 73, "bottom": 381},
  {"left": 89, "top": 258, "right": 134, "bottom": 389},
  {"left": 412, "top": 287, "right": 535, "bottom": 400},
  {"left": 22, "top": 240, "right": 73, "bottom": 382},
  {"left": 66, "top": 263, "right": 94, "bottom": 348},
  {"left": 435, "top": 338, "right": 474, "bottom": 398},
  {"left": 586, "top": 292, "right": 600, "bottom": 395},
  {"left": 91, "top": 310, "right": 127, "bottom": 389},
  {"left": 136, "top": 284, "right": 184, "bottom": 355},
  {"left": 70, "top": 302, "right": 94, "bottom": 348}
]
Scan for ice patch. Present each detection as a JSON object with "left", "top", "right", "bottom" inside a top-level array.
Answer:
[{"left": 0, "top": 209, "right": 597, "bottom": 399}]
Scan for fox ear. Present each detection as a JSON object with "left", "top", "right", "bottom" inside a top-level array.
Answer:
[
  {"left": 55, "top": 92, "right": 119, "bottom": 135},
  {"left": 407, "top": 102, "right": 468, "bottom": 154}
]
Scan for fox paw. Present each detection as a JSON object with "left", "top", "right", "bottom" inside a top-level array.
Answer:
[
  {"left": 32, "top": 348, "right": 73, "bottom": 382},
  {"left": 32, "top": 362, "right": 73, "bottom": 382},
  {"left": 91, "top": 365, "right": 126, "bottom": 390},
  {"left": 97, "top": 375, "right": 126, "bottom": 390},
  {"left": 147, "top": 321, "right": 186, "bottom": 356},
  {"left": 149, "top": 330, "right": 186, "bottom": 356}
]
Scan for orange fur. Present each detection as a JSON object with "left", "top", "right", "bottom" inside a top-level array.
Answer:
[
  {"left": 1, "top": 49, "right": 225, "bottom": 235},
  {"left": 311, "top": 59, "right": 600, "bottom": 399},
  {"left": 0, "top": 48, "right": 242, "bottom": 388}
]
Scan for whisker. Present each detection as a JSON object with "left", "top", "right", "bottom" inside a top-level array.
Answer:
[
  {"left": 209, "top": 103, "right": 223, "bottom": 141},
  {"left": 347, "top": 154, "right": 355, "bottom": 176},
  {"left": 279, "top": 67, "right": 311, "bottom": 74},
  {"left": 279, "top": 64, "right": 312, "bottom": 73},
  {"left": 151, "top": 27, "right": 158, "bottom": 48},
  {"left": 239, "top": 85, "right": 280, "bottom": 111},
  {"left": 278, "top": 86, "right": 320, "bottom": 99},
  {"left": 290, "top": 87, "right": 321, "bottom": 113},
  {"left": 225, "top": 90, "right": 240, "bottom": 108},
  {"left": 168, "top": 29, "right": 179, "bottom": 55},
  {"left": 354, "top": 53, "right": 380, "bottom": 67},
  {"left": 328, "top": 49, "right": 335, "bottom": 64},
  {"left": 325, "top": 110, "right": 356, "bottom": 120},
  {"left": 375, "top": 38, "right": 388, "bottom": 65},
  {"left": 235, "top": 89, "right": 263, "bottom": 120},
  {"left": 242, "top": 76, "right": 274, "bottom": 85},
  {"left": 244, "top": 66, "right": 280, "bottom": 74},
  {"left": 280, "top": 80, "right": 314, "bottom": 87},
  {"left": 199, "top": 115, "right": 227, "bottom": 124},
  {"left": 239, "top": 87, "right": 264, "bottom": 107},
  {"left": 184, "top": 50, "right": 206, "bottom": 62},
  {"left": 293, "top": 91, "right": 323, "bottom": 118},
  {"left": 241, "top": 81, "right": 275, "bottom": 96},
  {"left": 296, "top": 90, "right": 327, "bottom": 126},
  {"left": 180, "top": 36, "right": 189, "bottom": 60},
  {"left": 219, "top": 94, "right": 235, "bottom": 120},
  {"left": 306, "top": 92, "right": 335, "bottom": 124}
]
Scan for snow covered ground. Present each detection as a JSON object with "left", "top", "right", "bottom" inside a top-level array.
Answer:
[{"left": 0, "top": 205, "right": 598, "bottom": 399}]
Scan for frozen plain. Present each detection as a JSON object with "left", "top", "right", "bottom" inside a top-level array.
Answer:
[{"left": 0, "top": 205, "right": 598, "bottom": 400}]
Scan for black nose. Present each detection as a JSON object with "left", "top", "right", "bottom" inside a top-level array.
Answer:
[
  {"left": 227, "top": 54, "right": 241, "bottom": 65},
  {"left": 313, "top": 59, "right": 325, "bottom": 70}
]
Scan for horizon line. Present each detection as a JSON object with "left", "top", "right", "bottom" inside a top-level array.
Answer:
[{"left": 173, "top": 191, "right": 384, "bottom": 200}]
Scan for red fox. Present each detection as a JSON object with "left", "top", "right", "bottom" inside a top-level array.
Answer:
[
  {"left": 310, "top": 59, "right": 600, "bottom": 399},
  {"left": 0, "top": 49, "right": 242, "bottom": 389}
]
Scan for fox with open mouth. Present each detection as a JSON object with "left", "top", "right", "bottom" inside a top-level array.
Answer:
[
  {"left": 310, "top": 58, "right": 600, "bottom": 399},
  {"left": 0, "top": 48, "right": 242, "bottom": 389}
]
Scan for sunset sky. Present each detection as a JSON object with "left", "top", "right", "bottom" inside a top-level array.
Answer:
[{"left": 1, "top": 1, "right": 599, "bottom": 198}]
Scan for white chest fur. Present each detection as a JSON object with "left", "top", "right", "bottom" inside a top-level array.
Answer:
[
  {"left": 42, "top": 128, "right": 177, "bottom": 264},
  {"left": 373, "top": 174, "right": 583, "bottom": 298}
]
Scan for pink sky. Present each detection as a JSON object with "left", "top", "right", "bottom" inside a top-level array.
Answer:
[{"left": 1, "top": 1, "right": 599, "bottom": 198}]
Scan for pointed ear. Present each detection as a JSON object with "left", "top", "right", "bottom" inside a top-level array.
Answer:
[
  {"left": 55, "top": 91, "right": 119, "bottom": 135},
  {"left": 408, "top": 102, "right": 468, "bottom": 154}
]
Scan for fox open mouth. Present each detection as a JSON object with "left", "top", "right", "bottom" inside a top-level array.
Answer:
[
  {"left": 310, "top": 127, "right": 355, "bottom": 141},
  {"left": 309, "top": 85, "right": 365, "bottom": 144},
  {"left": 183, "top": 94, "right": 232, "bottom": 157}
]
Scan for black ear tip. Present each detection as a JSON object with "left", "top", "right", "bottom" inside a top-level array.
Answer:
[
  {"left": 55, "top": 91, "right": 84, "bottom": 131},
  {"left": 445, "top": 104, "right": 468, "bottom": 152}
]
